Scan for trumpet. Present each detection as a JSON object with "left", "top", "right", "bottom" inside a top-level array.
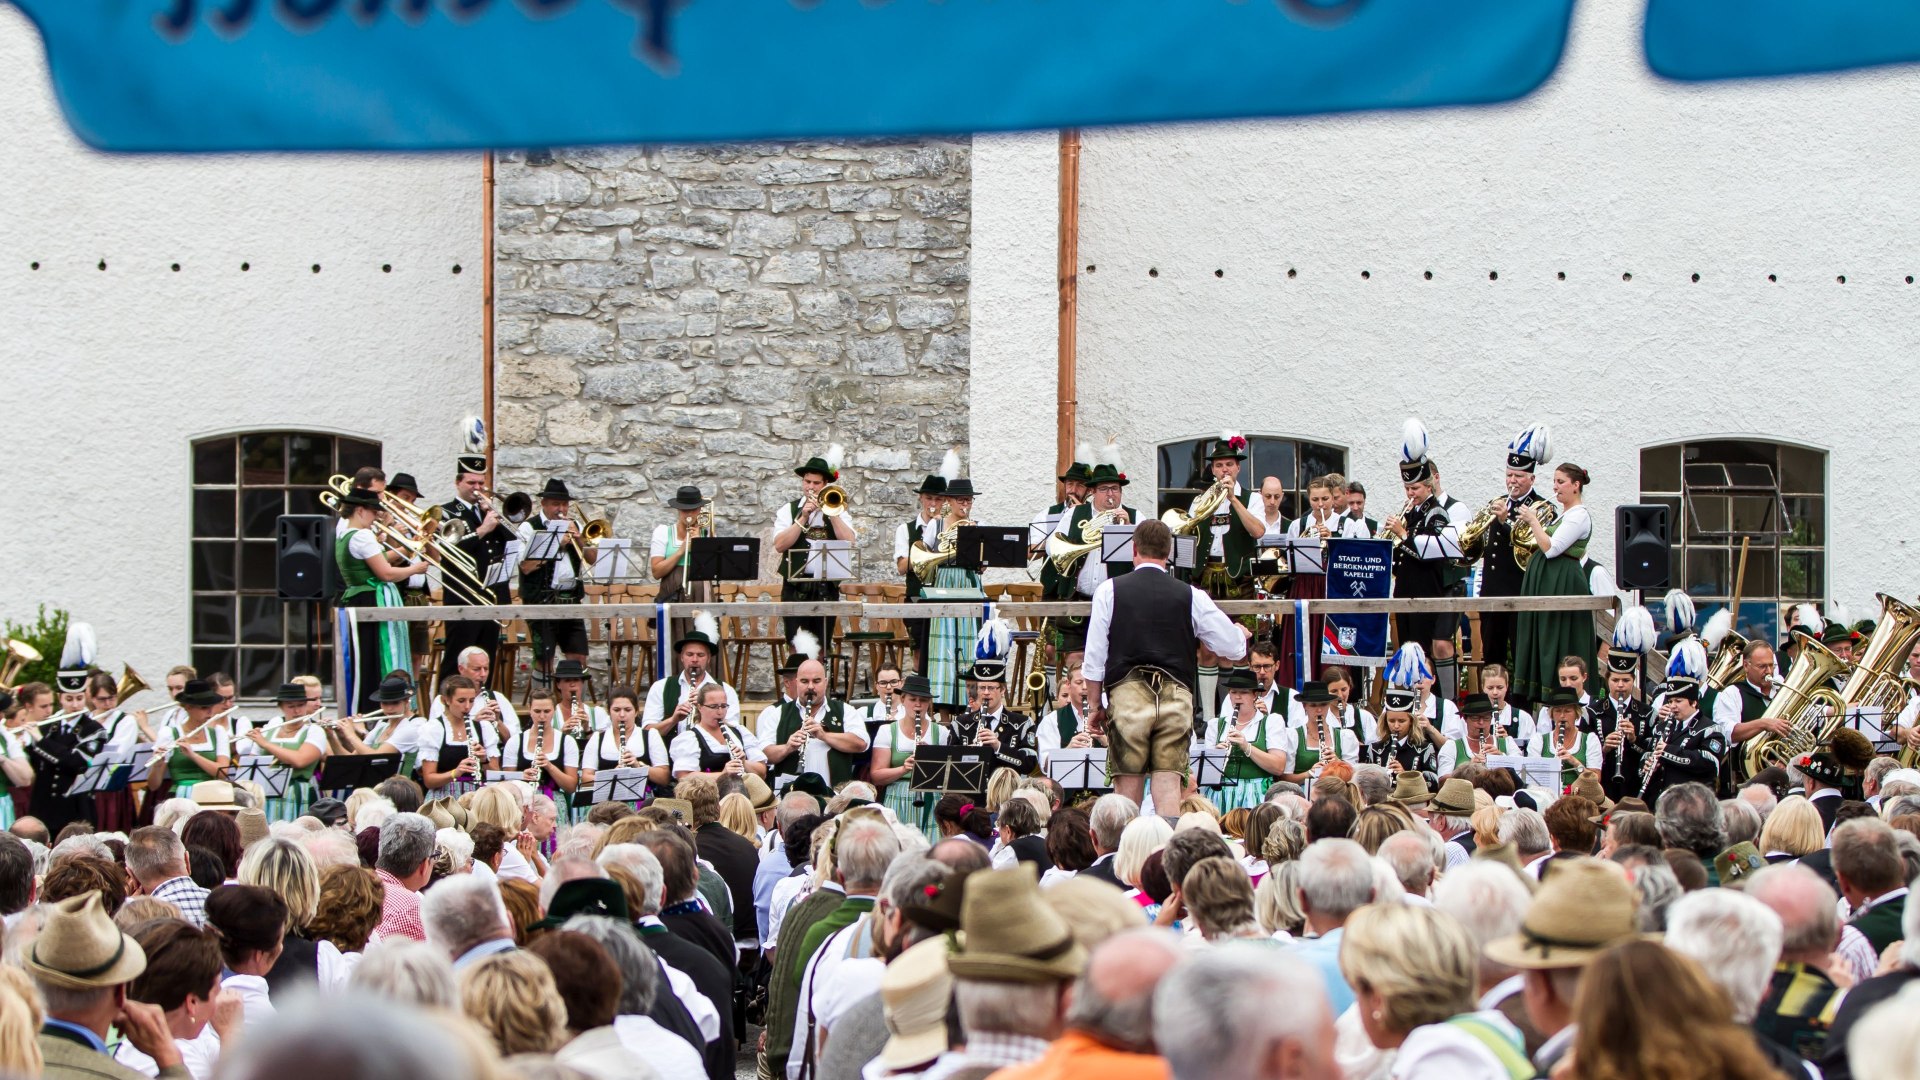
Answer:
[{"left": 817, "top": 485, "right": 848, "bottom": 518}]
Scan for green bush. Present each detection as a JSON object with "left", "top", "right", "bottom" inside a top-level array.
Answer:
[{"left": 3, "top": 605, "right": 69, "bottom": 689}]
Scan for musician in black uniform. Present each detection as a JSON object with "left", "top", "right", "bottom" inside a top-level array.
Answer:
[
  {"left": 1473, "top": 426, "right": 1553, "bottom": 685},
  {"left": 1358, "top": 685, "right": 1440, "bottom": 790},
  {"left": 518, "top": 478, "right": 597, "bottom": 674},
  {"left": 1387, "top": 419, "right": 1463, "bottom": 668},
  {"left": 1638, "top": 643, "right": 1725, "bottom": 806},
  {"left": 31, "top": 664, "right": 106, "bottom": 836},
  {"left": 437, "top": 454, "right": 511, "bottom": 678},
  {"left": 947, "top": 630, "right": 1040, "bottom": 777},
  {"left": 1589, "top": 622, "right": 1654, "bottom": 801}
]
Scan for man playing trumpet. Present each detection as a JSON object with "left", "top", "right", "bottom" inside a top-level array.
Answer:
[
  {"left": 1188, "top": 434, "right": 1270, "bottom": 733},
  {"left": 1043, "top": 457, "right": 1137, "bottom": 658},
  {"left": 437, "top": 453, "right": 509, "bottom": 678},
  {"left": 773, "top": 446, "right": 856, "bottom": 649}
]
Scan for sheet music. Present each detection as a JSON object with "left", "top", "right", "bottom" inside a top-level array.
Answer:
[
  {"left": 1283, "top": 535, "right": 1326, "bottom": 575},
  {"left": 1099, "top": 525, "right": 1137, "bottom": 564},
  {"left": 524, "top": 521, "right": 569, "bottom": 562},
  {"left": 1030, "top": 512, "right": 1062, "bottom": 548},
  {"left": 803, "top": 540, "right": 855, "bottom": 581},
  {"left": 489, "top": 535, "right": 524, "bottom": 587},
  {"left": 590, "top": 538, "right": 635, "bottom": 582},
  {"left": 1487, "top": 754, "right": 1562, "bottom": 788}
]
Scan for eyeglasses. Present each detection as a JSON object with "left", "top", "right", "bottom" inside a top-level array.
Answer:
[
  {"left": 700, "top": 702, "right": 729, "bottom": 710},
  {"left": 876, "top": 678, "right": 902, "bottom": 687},
  {"left": 218, "top": 695, "right": 236, "bottom": 704}
]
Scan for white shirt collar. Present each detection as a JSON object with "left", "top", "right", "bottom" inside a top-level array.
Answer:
[{"left": 1477, "top": 974, "right": 1526, "bottom": 1012}]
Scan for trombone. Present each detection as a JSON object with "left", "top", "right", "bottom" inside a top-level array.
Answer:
[
  {"left": 319, "top": 492, "right": 497, "bottom": 608},
  {"left": 571, "top": 503, "right": 613, "bottom": 561},
  {"left": 328, "top": 476, "right": 479, "bottom": 578}
]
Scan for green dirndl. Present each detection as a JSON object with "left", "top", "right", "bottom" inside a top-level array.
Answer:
[
  {"left": 1211, "top": 714, "right": 1278, "bottom": 811},
  {"left": 262, "top": 733, "right": 320, "bottom": 821},
  {"left": 926, "top": 566, "right": 980, "bottom": 708},
  {"left": 877, "top": 721, "right": 944, "bottom": 840},
  {"left": 1513, "top": 527, "right": 1595, "bottom": 703}
]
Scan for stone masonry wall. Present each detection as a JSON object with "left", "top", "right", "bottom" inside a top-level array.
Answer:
[{"left": 492, "top": 140, "right": 971, "bottom": 579}]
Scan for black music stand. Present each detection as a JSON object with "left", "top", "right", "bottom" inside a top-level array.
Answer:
[
  {"left": 317, "top": 753, "right": 403, "bottom": 791},
  {"left": 232, "top": 757, "right": 292, "bottom": 799},
  {"left": 65, "top": 762, "right": 125, "bottom": 798},
  {"left": 1190, "top": 749, "right": 1230, "bottom": 788},
  {"left": 1046, "top": 749, "right": 1110, "bottom": 793},
  {"left": 690, "top": 537, "right": 761, "bottom": 583},
  {"left": 953, "top": 526, "right": 1029, "bottom": 572},
  {"left": 589, "top": 767, "right": 650, "bottom": 805},
  {"left": 911, "top": 744, "right": 990, "bottom": 796}
]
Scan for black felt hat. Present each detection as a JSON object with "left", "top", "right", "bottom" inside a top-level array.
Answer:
[
  {"left": 338, "top": 487, "right": 382, "bottom": 511},
  {"left": 374, "top": 676, "right": 414, "bottom": 704},
  {"left": 553, "top": 658, "right": 588, "bottom": 681},
  {"left": 388, "top": 473, "right": 421, "bottom": 498},
  {"left": 900, "top": 674, "right": 934, "bottom": 700},
  {"left": 533, "top": 878, "right": 630, "bottom": 931},
  {"left": 785, "top": 772, "right": 834, "bottom": 801},
  {"left": 1540, "top": 687, "right": 1582, "bottom": 710},
  {"left": 1058, "top": 462, "right": 1092, "bottom": 484},
  {"left": 1206, "top": 434, "right": 1249, "bottom": 462},
  {"left": 1461, "top": 692, "right": 1495, "bottom": 716},
  {"left": 1298, "top": 681, "right": 1336, "bottom": 706},
  {"left": 1221, "top": 669, "right": 1259, "bottom": 693},
  {"left": 537, "top": 478, "right": 574, "bottom": 502},
  {"left": 274, "top": 682, "right": 308, "bottom": 705},
  {"left": 944, "top": 478, "right": 979, "bottom": 499},
  {"left": 667, "top": 485, "right": 707, "bottom": 511},
  {"left": 176, "top": 679, "right": 222, "bottom": 707},
  {"left": 915, "top": 475, "right": 948, "bottom": 496}
]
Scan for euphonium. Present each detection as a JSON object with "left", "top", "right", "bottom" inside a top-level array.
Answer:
[
  {"left": 1739, "top": 635, "right": 1851, "bottom": 781},
  {"left": 1160, "top": 477, "right": 1232, "bottom": 536},
  {"left": 1044, "top": 510, "right": 1119, "bottom": 575},
  {"left": 909, "top": 519, "right": 973, "bottom": 577}
]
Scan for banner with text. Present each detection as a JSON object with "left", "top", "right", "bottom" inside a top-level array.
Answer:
[
  {"left": 1321, "top": 537, "right": 1392, "bottom": 668},
  {"left": 12, "top": 1, "right": 1574, "bottom": 152}
]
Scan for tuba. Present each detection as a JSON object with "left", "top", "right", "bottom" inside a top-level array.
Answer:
[
  {"left": 1738, "top": 635, "right": 1851, "bottom": 782},
  {"left": 1510, "top": 501, "right": 1561, "bottom": 571},
  {"left": 1044, "top": 510, "right": 1119, "bottom": 576},
  {"left": 1834, "top": 594, "right": 1920, "bottom": 767},
  {"left": 114, "top": 664, "right": 150, "bottom": 706},
  {"left": 1704, "top": 628, "right": 1753, "bottom": 692},
  {"left": 1161, "top": 477, "right": 1232, "bottom": 536},
  {"left": 0, "top": 638, "right": 41, "bottom": 688}
]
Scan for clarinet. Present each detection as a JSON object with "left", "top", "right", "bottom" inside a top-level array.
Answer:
[
  {"left": 1637, "top": 718, "right": 1672, "bottom": 801},
  {"left": 1610, "top": 703, "right": 1627, "bottom": 782}
]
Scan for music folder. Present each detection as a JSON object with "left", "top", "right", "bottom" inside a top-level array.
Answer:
[
  {"left": 588, "top": 767, "right": 650, "bottom": 805},
  {"left": 690, "top": 537, "right": 760, "bottom": 581},
  {"left": 955, "top": 526, "right": 1028, "bottom": 571},
  {"left": 317, "top": 753, "right": 403, "bottom": 791},
  {"left": 232, "top": 755, "right": 293, "bottom": 798},
  {"left": 910, "top": 744, "right": 990, "bottom": 795},
  {"left": 1190, "top": 748, "right": 1230, "bottom": 787},
  {"left": 800, "top": 540, "right": 854, "bottom": 582}
]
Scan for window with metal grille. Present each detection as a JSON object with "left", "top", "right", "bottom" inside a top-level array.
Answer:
[
  {"left": 191, "top": 432, "right": 381, "bottom": 700},
  {"left": 1640, "top": 440, "right": 1824, "bottom": 639},
  {"left": 1156, "top": 436, "right": 1349, "bottom": 524}
]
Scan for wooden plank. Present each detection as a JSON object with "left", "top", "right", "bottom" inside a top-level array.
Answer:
[{"left": 352, "top": 594, "right": 1613, "bottom": 623}]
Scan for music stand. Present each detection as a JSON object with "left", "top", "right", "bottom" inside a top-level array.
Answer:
[
  {"left": 1173, "top": 535, "right": 1198, "bottom": 570},
  {"left": 690, "top": 537, "right": 761, "bottom": 582},
  {"left": 910, "top": 744, "right": 990, "bottom": 796},
  {"left": 1847, "top": 704, "right": 1896, "bottom": 753},
  {"left": 1046, "top": 749, "right": 1110, "bottom": 792},
  {"left": 954, "top": 526, "right": 1028, "bottom": 572},
  {"left": 589, "top": 538, "right": 636, "bottom": 582},
  {"left": 589, "top": 767, "right": 650, "bottom": 805},
  {"left": 1029, "top": 513, "right": 1063, "bottom": 549},
  {"left": 1283, "top": 536, "right": 1326, "bottom": 575},
  {"left": 233, "top": 756, "right": 292, "bottom": 799},
  {"left": 64, "top": 762, "right": 117, "bottom": 799},
  {"left": 316, "top": 753, "right": 403, "bottom": 791},
  {"left": 798, "top": 541, "right": 854, "bottom": 582},
  {"left": 1190, "top": 748, "right": 1230, "bottom": 787},
  {"left": 1488, "top": 754, "right": 1562, "bottom": 789}
]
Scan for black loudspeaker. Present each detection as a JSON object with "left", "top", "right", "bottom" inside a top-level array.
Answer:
[
  {"left": 1615, "top": 505, "right": 1672, "bottom": 591},
  {"left": 276, "top": 515, "right": 332, "bottom": 602}
]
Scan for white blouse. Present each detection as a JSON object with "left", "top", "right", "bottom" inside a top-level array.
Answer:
[{"left": 1540, "top": 504, "right": 1592, "bottom": 560}]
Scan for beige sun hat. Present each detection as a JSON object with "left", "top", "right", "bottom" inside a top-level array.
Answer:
[
  {"left": 946, "top": 864, "right": 1087, "bottom": 984},
  {"left": 1483, "top": 858, "right": 1641, "bottom": 970},
  {"left": 878, "top": 937, "right": 955, "bottom": 1069},
  {"left": 25, "top": 892, "right": 148, "bottom": 990}
]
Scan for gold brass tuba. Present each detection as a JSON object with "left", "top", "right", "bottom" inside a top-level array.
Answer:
[
  {"left": 1704, "top": 627, "right": 1753, "bottom": 692},
  {"left": 0, "top": 638, "right": 41, "bottom": 688},
  {"left": 1738, "top": 635, "right": 1850, "bottom": 781},
  {"left": 1044, "top": 511, "right": 1118, "bottom": 576},
  {"left": 1510, "top": 501, "right": 1561, "bottom": 571},
  {"left": 114, "top": 664, "right": 150, "bottom": 706},
  {"left": 1834, "top": 594, "right": 1920, "bottom": 768},
  {"left": 1160, "top": 477, "right": 1232, "bottom": 536}
]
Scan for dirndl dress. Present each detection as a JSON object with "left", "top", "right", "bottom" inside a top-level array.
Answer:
[
  {"left": 926, "top": 566, "right": 981, "bottom": 708},
  {"left": 261, "top": 726, "right": 326, "bottom": 821},
  {"left": 1513, "top": 512, "right": 1595, "bottom": 703},
  {"left": 875, "top": 720, "right": 945, "bottom": 840},
  {"left": 1209, "top": 711, "right": 1281, "bottom": 811}
]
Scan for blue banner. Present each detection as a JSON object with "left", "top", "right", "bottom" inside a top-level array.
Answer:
[
  {"left": 11, "top": 1, "right": 1574, "bottom": 152},
  {"left": 1321, "top": 537, "right": 1392, "bottom": 668},
  {"left": 1646, "top": 0, "right": 1920, "bottom": 81}
]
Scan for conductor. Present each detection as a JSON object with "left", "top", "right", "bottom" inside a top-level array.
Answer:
[{"left": 1084, "top": 518, "right": 1250, "bottom": 812}]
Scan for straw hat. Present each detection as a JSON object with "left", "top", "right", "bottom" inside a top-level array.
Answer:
[
  {"left": 189, "top": 780, "right": 243, "bottom": 812},
  {"left": 1484, "top": 858, "right": 1641, "bottom": 969},
  {"left": 1429, "top": 778, "right": 1477, "bottom": 817},
  {"left": 947, "top": 865, "right": 1086, "bottom": 984},
  {"left": 879, "top": 938, "right": 954, "bottom": 1069},
  {"left": 1387, "top": 771, "right": 1435, "bottom": 807},
  {"left": 744, "top": 774, "right": 778, "bottom": 815},
  {"left": 25, "top": 892, "right": 148, "bottom": 990},
  {"left": 237, "top": 808, "right": 270, "bottom": 850}
]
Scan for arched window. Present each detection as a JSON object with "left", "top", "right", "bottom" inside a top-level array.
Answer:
[
  {"left": 1639, "top": 439, "right": 1825, "bottom": 635},
  {"left": 191, "top": 432, "right": 381, "bottom": 699},
  {"left": 1155, "top": 435, "right": 1348, "bottom": 522}
]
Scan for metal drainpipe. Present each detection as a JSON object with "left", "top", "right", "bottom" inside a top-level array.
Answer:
[
  {"left": 1056, "top": 130, "right": 1080, "bottom": 494},
  {"left": 482, "top": 152, "right": 497, "bottom": 481}
]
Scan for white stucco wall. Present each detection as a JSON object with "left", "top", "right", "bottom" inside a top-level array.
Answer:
[
  {"left": 0, "top": 7, "right": 482, "bottom": 684},
  {"left": 965, "top": 0, "right": 1920, "bottom": 621}
]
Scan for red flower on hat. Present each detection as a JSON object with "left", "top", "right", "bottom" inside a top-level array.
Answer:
[
  {"left": 1228, "top": 435, "right": 1248, "bottom": 451},
  {"left": 923, "top": 884, "right": 939, "bottom": 899},
  {"left": 1118, "top": 473, "right": 1127, "bottom": 481}
]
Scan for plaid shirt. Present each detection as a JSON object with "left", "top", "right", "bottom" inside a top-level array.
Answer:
[
  {"left": 151, "top": 877, "right": 210, "bottom": 927},
  {"left": 376, "top": 869, "right": 426, "bottom": 942}
]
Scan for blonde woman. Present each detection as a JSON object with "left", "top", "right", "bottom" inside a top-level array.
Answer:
[
  {"left": 0, "top": 966, "right": 39, "bottom": 1078},
  {"left": 717, "top": 792, "right": 757, "bottom": 841},
  {"left": 470, "top": 783, "right": 541, "bottom": 883},
  {"left": 983, "top": 767, "right": 1020, "bottom": 815},
  {"left": 239, "top": 836, "right": 355, "bottom": 992},
  {"left": 458, "top": 949, "right": 567, "bottom": 1057},
  {"left": 1113, "top": 814, "right": 1173, "bottom": 914},
  {"left": 1340, "top": 903, "right": 1527, "bottom": 1079},
  {"left": 1759, "top": 795, "right": 1827, "bottom": 862},
  {"left": 1254, "top": 863, "right": 1304, "bottom": 940}
]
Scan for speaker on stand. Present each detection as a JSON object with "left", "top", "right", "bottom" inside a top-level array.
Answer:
[
  {"left": 1614, "top": 505, "right": 1673, "bottom": 592},
  {"left": 277, "top": 515, "right": 334, "bottom": 679}
]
